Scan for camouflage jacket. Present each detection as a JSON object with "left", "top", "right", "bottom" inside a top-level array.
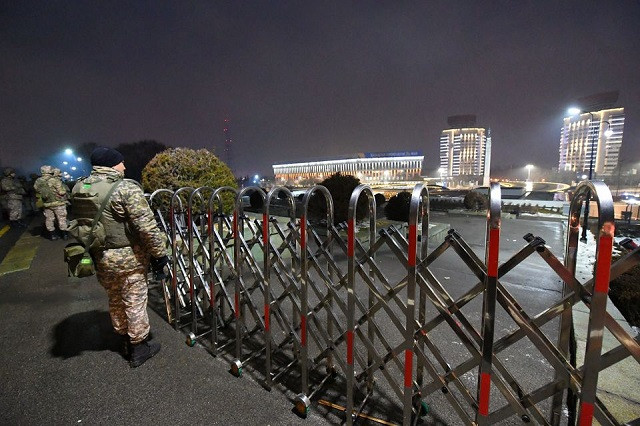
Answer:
[
  {"left": 80, "top": 166, "right": 167, "bottom": 273},
  {"left": 1, "top": 176, "right": 26, "bottom": 200},
  {"left": 34, "top": 174, "right": 69, "bottom": 207}
]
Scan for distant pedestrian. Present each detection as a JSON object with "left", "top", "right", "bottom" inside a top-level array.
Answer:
[
  {"left": 34, "top": 165, "right": 69, "bottom": 240},
  {"left": 70, "top": 147, "right": 168, "bottom": 367},
  {"left": 1, "top": 167, "right": 27, "bottom": 227}
]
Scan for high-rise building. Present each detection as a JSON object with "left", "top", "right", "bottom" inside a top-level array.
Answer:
[
  {"left": 439, "top": 115, "right": 491, "bottom": 187},
  {"left": 559, "top": 92, "right": 624, "bottom": 177}
]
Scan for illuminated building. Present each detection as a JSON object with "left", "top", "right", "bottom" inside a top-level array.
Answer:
[
  {"left": 273, "top": 151, "right": 424, "bottom": 185},
  {"left": 559, "top": 92, "right": 625, "bottom": 177},
  {"left": 439, "top": 115, "right": 491, "bottom": 187}
]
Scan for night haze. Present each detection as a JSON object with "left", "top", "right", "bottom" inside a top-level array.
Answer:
[{"left": 1, "top": 1, "right": 639, "bottom": 178}]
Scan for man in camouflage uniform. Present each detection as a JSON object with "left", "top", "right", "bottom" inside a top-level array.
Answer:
[
  {"left": 34, "top": 165, "right": 69, "bottom": 240},
  {"left": 71, "top": 147, "right": 168, "bottom": 368},
  {"left": 1, "top": 167, "right": 27, "bottom": 227}
]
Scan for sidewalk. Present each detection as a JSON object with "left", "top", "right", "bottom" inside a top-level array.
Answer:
[
  {"left": 0, "top": 220, "right": 333, "bottom": 425},
  {"left": 573, "top": 236, "right": 640, "bottom": 422}
]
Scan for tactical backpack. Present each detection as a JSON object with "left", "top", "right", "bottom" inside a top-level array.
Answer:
[
  {"left": 64, "top": 179, "right": 123, "bottom": 277},
  {"left": 34, "top": 178, "right": 58, "bottom": 205}
]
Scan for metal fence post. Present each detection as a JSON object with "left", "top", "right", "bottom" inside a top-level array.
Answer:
[{"left": 476, "top": 182, "right": 501, "bottom": 425}]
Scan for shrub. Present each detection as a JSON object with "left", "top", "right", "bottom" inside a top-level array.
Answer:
[
  {"left": 374, "top": 193, "right": 386, "bottom": 206},
  {"left": 142, "top": 148, "right": 237, "bottom": 211},
  {"left": 463, "top": 191, "right": 488, "bottom": 211},
  {"left": 249, "top": 190, "right": 264, "bottom": 209},
  {"left": 308, "top": 173, "right": 368, "bottom": 225},
  {"left": 429, "top": 196, "right": 464, "bottom": 211},
  {"left": 385, "top": 191, "right": 412, "bottom": 222}
]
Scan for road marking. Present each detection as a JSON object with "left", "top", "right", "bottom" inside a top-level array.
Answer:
[
  {"left": 0, "top": 225, "right": 9, "bottom": 238},
  {"left": 0, "top": 233, "right": 41, "bottom": 276}
]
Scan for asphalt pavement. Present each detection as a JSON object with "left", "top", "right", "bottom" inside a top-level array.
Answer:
[{"left": 0, "top": 213, "right": 637, "bottom": 425}]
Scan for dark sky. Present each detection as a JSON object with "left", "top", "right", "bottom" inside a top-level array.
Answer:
[{"left": 2, "top": 1, "right": 639, "bottom": 177}]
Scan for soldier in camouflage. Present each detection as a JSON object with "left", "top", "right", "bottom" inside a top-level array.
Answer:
[
  {"left": 1, "top": 167, "right": 27, "bottom": 227},
  {"left": 34, "top": 165, "right": 69, "bottom": 240},
  {"left": 71, "top": 147, "right": 168, "bottom": 368}
]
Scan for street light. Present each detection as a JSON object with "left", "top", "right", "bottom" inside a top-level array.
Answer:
[
  {"left": 525, "top": 164, "right": 534, "bottom": 181},
  {"left": 525, "top": 164, "right": 534, "bottom": 192},
  {"left": 437, "top": 167, "right": 445, "bottom": 186},
  {"left": 567, "top": 107, "right": 613, "bottom": 241}
]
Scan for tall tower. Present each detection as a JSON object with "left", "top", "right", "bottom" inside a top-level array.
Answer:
[
  {"left": 559, "top": 92, "right": 624, "bottom": 177},
  {"left": 439, "top": 115, "right": 490, "bottom": 187},
  {"left": 223, "top": 118, "right": 234, "bottom": 175}
]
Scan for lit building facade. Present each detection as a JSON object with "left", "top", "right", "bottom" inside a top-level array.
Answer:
[
  {"left": 559, "top": 107, "right": 624, "bottom": 177},
  {"left": 273, "top": 151, "right": 424, "bottom": 185},
  {"left": 439, "top": 115, "right": 491, "bottom": 187}
]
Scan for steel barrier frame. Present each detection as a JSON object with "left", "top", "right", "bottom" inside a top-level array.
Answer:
[{"left": 148, "top": 180, "right": 639, "bottom": 426}]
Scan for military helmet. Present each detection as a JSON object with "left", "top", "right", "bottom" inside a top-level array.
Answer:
[
  {"left": 3, "top": 167, "right": 14, "bottom": 176},
  {"left": 53, "top": 168, "right": 62, "bottom": 176},
  {"left": 40, "top": 165, "right": 54, "bottom": 175}
]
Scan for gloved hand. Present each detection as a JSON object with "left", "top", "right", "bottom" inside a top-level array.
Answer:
[{"left": 150, "top": 255, "right": 169, "bottom": 280}]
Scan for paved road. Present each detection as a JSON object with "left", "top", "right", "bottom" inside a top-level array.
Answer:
[
  {"left": 0, "top": 218, "right": 331, "bottom": 425},
  {"left": 0, "top": 213, "right": 635, "bottom": 425}
]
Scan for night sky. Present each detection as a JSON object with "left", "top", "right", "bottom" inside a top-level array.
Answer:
[{"left": 2, "top": 1, "right": 639, "bottom": 178}]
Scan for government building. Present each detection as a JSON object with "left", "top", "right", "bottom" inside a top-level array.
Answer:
[
  {"left": 559, "top": 91, "right": 625, "bottom": 177},
  {"left": 273, "top": 151, "right": 424, "bottom": 185}
]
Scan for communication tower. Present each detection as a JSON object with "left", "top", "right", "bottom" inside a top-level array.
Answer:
[{"left": 223, "top": 118, "right": 234, "bottom": 175}]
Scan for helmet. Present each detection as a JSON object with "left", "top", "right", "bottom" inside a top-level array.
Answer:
[
  {"left": 3, "top": 167, "right": 14, "bottom": 176},
  {"left": 40, "top": 165, "right": 54, "bottom": 175},
  {"left": 53, "top": 168, "right": 62, "bottom": 176}
]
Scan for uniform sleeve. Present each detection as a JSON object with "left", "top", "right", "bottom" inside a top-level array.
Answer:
[
  {"left": 115, "top": 181, "right": 167, "bottom": 258},
  {"left": 1, "top": 178, "right": 12, "bottom": 192},
  {"left": 53, "top": 179, "right": 67, "bottom": 197}
]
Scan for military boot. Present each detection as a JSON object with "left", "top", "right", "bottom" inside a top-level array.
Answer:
[
  {"left": 47, "top": 230, "right": 59, "bottom": 240},
  {"left": 129, "top": 337, "right": 161, "bottom": 368},
  {"left": 61, "top": 231, "right": 69, "bottom": 241}
]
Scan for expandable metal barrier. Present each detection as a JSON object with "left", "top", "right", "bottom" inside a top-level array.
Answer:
[{"left": 148, "top": 181, "right": 639, "bottom": 425}]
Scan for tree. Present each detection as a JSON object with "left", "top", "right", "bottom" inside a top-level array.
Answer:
[
  {"left": 116, "top": 140, "right": 168, "bottom": 182},
  {"left": 309, "top": 172, "right": 368, "bottom": 225},
  {"left": 384, "top": 191, "right": 411, "bottom": 222},
  {"left": 142, "top": 148, "right": 237, "bottom": 211},
  {"left": 374, "top": 193, "right": 386, "bottom": 207}
]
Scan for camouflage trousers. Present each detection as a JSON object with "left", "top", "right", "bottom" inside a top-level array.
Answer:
[
  {"left": 43, "top": 205, "right": 68, "bottom": 231},
  {"left": 97, "top": 266, "right": 150, "bottom": 344},
  {"left": 7, "top": 199, "right": 22, "bottom": 221}
]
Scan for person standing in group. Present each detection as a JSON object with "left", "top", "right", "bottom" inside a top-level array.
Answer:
[
  {"left": 34, "top": 165, "right": 70, "bottom": 240},
  {"left": 70, "top": 147, "right": 168, "bottom": 368},
  {"left": 27, "top": 173, "right": 40, "bottom": 215},
  {"left": 1, "top": 167, "right": 27, "bottom": 227}
]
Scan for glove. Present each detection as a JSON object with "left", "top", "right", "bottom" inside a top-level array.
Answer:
[{"left": 150, "top": 255, "right": 169, "bottom": 280}]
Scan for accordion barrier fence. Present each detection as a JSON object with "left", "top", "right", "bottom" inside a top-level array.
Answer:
[{"left": 146, "top": 180, "right": 639, "bottom": 426}]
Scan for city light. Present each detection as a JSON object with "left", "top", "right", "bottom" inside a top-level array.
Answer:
[
  {"left": 525, "top": 164, "right": 534, "bottom": 181},
  {"left": 567, "top": 107, "right": 581, "bottom": 116},
  {"left": 64, "top": 148, "right": 73, "bottom": 155}
]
